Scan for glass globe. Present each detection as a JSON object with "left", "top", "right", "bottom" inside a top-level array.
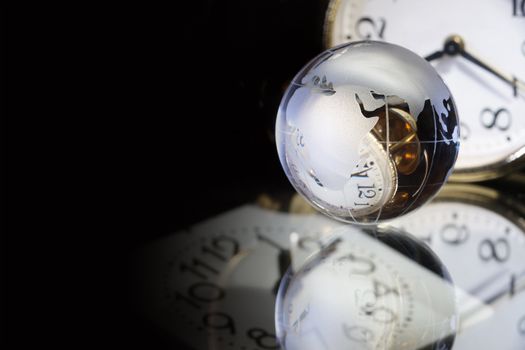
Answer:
[
  {"left": 275, "top": 41, "right": 460, "bottom": 224},
  {"left": 275, "top": 225, "right": 458, "bottom": 350}
]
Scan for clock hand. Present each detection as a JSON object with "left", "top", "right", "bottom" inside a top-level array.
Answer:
[
  {"left": 459, "top": 270, "right": 525, "bottom": 329},
  {"left": 425, "top": 35, "right": 525, "bottom": 98},
  {"left": 424, "top": 50, "right": 444, "bottom": 62},
  {"left": 254, "top": 229, "right": 292, "bottom": 295},
  {"left": 478, "top": 271, "right": 525, "bottom": 305},
  {"left": 274, "top": 250, "right": 291, "bottom": 295}
]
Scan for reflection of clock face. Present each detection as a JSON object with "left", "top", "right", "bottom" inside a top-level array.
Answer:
[
  {"left": 276, "top": 227, "right": 457, "bottom": 350},
  {"left": 388, "top": 185, "right": 525, "bottom": 349},
  {"left": 140, "top": 206, "right": 340, "bottom": 350},
  {"left": 324, "top": 0, "right": 525, "bottom": 180}
]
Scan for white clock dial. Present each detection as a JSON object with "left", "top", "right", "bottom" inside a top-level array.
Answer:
[
  {"left": 325, "top": 0, "right": 525, "bottom": 180},
  {"left": 388, "top": 185, "right": 525, "bottom": 349}
]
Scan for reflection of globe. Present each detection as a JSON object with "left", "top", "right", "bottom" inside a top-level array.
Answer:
[
  {"left": 275, "top": 41, "right": 460, "bottom": 224},
  {"left": 275, "top": 226, "right": 458, "bottom": 350}
]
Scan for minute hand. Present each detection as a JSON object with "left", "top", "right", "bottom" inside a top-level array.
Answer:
[
  {"left": 433, "top": 35, "right": 525, "bottom": 98},
  {"left": 460, "top": 48, "right": 523, "bottom": 97}
]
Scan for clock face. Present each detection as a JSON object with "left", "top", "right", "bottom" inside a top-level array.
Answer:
[
  {"left": 388, "top": 187, "right": 525, "bottom": 349},
  {"left": 140, "top": 206, "right": 341, "bottom": 350},
  {"left": 325, "top": 0, "right": 525, "bottom": 179}
]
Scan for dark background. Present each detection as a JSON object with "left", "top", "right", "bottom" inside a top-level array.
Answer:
[
  {"left": 123, "top": 2, "right": 328, "bottom": 347},
  {"left": 142, "top": 0, "right": 328, "bottom": 235}
]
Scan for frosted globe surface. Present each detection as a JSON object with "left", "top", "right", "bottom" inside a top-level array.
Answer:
[{"left": 275, "top": 41, "right": 460, "bottom": 224}]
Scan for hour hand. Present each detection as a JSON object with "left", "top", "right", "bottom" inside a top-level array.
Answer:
[{"left": 425, "top": 50, "right": 444, "bottom": 62}]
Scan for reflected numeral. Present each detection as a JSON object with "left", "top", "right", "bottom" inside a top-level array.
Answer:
[
  {"left": 336, "top": 253, "right": 376, "bottom": 274},
  {"left": 478, "top": 238, "right": 510, "bottom": 262},
  {"left": 247, "top": 328, "right": 279, "bottom": 349},
  {"left": 480, "top": 108, "right": 511, "bottom": 130},
  {"left": 180, "top": 258, "right": 219, "bottom": 279},
  {"left": 291, "top": 305, "right": 310, "bottom": 332},
  {"left": 212, "top": 235, "right": 240, "bottom": 257},
  {"left": 354, "top": 17, "right": 386, "bottom": 40},
  {"left": 361, "top": 304, "right": 397, "bottom": 323},
  {"left": 373, "top": 279, "right": 399, "bottom": 298},
  {"left": 343, "top": 324, "right": 375, "bottom": 343},
  {"left": 175, "top": 282, "right": 225, "bottom": 308},
  {"left": 298, "top": 236, "right": 323, "bottom": 251},
  {"left": 203, "top": 312, "right": 236, "bottom": 335},
  {"left": 201, "top": 245, "right": 227, "bottom": 261},
  {"left": 295, "top": 128, "right": 305, "bottom": 147},
  {"left": 513, "top": 0, "right": 525, "bottom": 16}
]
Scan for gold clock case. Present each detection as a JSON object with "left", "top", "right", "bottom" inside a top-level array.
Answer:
[
  {"left": 449, "top": 151, "right": 525, "bottom": 182},
  {"left": 434, "top": 182, "right": 525, "bottom": 230}
]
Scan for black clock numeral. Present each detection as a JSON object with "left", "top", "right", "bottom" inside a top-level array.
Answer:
[
  {"left": 440, "top": 223, "right": 469, "bottom": 245},
  {"left": 478, "top": 238, "right": 510, "bottom": 262},
  {"left": 247, "top": 328, "right": 280, "bottom": 349},
  {"left": 513, "top": 0, "right": 525, "bottom": 16},
  {"left": 519, "top": 316, "right": 525, "bottom": 335},
  {"left": 203, "top": 312, "right": 236, "bottom": 335},
  {"left": 480, "top": 108, "right": 511, "bottom": 130},
  {"left": 355, "top": 17, "right": 386, "bottom": 40},
  {"left": 358, "top": 184, "right": 377, "bottom": 199},
  {"left": 343, "top": 324, "right": 375, "bottom": 343},
  {"left": 521, "top": 40, "right": 525, "bottom": 56}
]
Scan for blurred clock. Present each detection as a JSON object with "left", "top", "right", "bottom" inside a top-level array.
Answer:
[
  {"left": 323, "top": 0, "right": 525, "bottom": 181},
  {"left": 140, "top": 205, "right": 464, "bottom": 350},
  {"left": 388, "top": 183, "right": 525, "bottom": 349}
]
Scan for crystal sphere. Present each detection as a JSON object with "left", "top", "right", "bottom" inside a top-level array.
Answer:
[
  {"left": 275, "top": 226, "right": 458, "bottom": 350},
  {"left": 275, "top": 41, "right": 460, "bottom": 224}
]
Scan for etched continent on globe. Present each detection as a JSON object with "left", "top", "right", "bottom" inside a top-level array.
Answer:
[{"left": 276, "top": 41, "right": 459, "bottom": 224}]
